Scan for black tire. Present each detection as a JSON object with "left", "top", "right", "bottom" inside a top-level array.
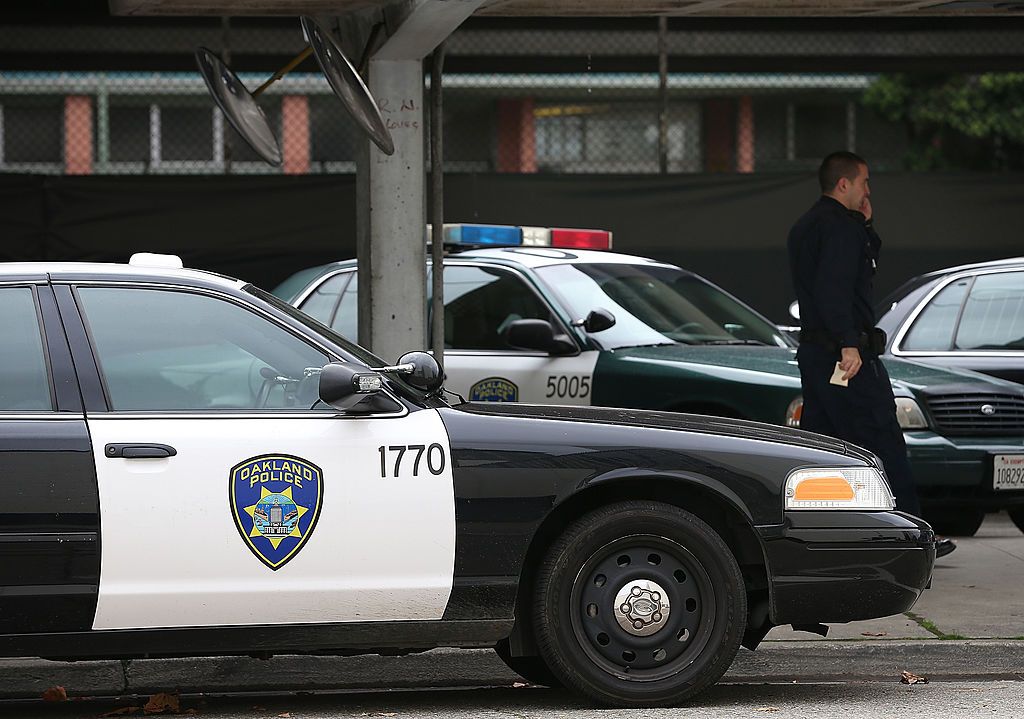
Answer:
[
  {"left": 494, "top": 638, "right": 563, "bottom": 687},
  {"left": 533, "top": 500, "right": 746, "bottom": 707},
  {"left": 924, "top": 508, "right": 985, "bottom": 537},
  {"left": 1008, "top": 508, "right": 1024, "bottom": 534}
]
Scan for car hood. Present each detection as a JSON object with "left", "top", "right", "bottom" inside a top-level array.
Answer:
[
  {"left": 608, "top": 343, "right": 1015, "bottom": 396},
  {"left": 883, "top": 356, "right": 1024, "bottom": 394},
  {"left": 457, "top": 401, "right": 862, "bottom": 458},
  {"left": 608, "top": 344, "right": 802, "bottom": 385}
]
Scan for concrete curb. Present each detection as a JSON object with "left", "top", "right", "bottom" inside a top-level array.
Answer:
[{"left": 1, "top": 640, "right": 1022, "bottom": 700}]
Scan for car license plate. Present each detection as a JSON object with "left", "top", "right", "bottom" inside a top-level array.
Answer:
[{"left": 993, "top": 454, "right": 1024, "bottom": 491}]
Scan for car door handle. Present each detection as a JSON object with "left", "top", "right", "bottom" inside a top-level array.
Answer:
[{"left": 104, "top": 443, "right": 177, "bottom": 459}]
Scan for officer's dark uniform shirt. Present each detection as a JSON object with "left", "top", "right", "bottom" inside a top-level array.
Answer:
[{"left": 788, "top": 195, "right": 881, "bottom": 350}]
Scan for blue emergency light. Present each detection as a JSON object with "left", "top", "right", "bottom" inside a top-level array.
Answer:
[{"left": 444, "top": 223, "right": 523, "bottom": 246}]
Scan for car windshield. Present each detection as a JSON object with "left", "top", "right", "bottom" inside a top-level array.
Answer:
[{"left": 535, "top": 262, "right": 793, "bottom": 350}]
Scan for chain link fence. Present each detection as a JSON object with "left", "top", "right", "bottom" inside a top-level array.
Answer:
[{"left": 2, "top": 18, "right": 1023, "bottom": 175}]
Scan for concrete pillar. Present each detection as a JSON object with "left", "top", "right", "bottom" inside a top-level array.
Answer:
[
  {"left": 736, "top": 95, "right": 755, "bottom": 173},
  {"left": 64, "top": 95, "right": 93, "bottom": 175},
  {"left": 282, "top": 95, "right": 311, "bottom": 175},
  {"left": 496, "top": 98, "right": 536, "bottom": 173},
  {"left": 353, "top": 0, "right": 484, "bottom": 360},
  {"left": 358, "top": 59, "right": 427, "bottom": 360}
]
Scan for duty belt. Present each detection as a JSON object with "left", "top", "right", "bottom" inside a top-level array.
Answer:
[{"left": 799, "top": 327, "right": 887, "bottom": 355}]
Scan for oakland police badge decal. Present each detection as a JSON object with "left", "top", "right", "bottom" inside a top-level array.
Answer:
[
  {"left": 469, "top": 377, "right": 519, "bottom": 402},
  {"left": 229, "top": 454, "right": 324, "bottom": 570}
]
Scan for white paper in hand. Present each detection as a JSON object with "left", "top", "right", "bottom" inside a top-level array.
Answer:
[{"left": 830, "top": 362, "right": 849, "bottom": 387}]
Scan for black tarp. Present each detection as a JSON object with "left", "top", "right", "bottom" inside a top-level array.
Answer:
[{"left": 1, "top": 172, "right": 1020, "bottom": 322}]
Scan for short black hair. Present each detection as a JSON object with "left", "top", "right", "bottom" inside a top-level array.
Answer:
[{"left": 818, "top": 151, "right": 867, "bottom": 193}]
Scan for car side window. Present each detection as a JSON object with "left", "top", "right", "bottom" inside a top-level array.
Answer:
[
  {"left": 440, "top": 266, "right": 557, "bottom": 350},
  {"left": 0, "top": 287, "right": 52, "bottom": 411},
  {"left": 955, "top": 271, "right": 1024, "bottom": 351},
  {"left": 901, "top": 279, "right": 970, "bottom": 351},
  {"left": 77, "top": 287, "right": 330, "bottom": 411},
  {"left": 298, "top": 273, "right": 348, "bottom": 328},
  {"left": 332, "top": 275, "right": 359, "bottom": 340}
]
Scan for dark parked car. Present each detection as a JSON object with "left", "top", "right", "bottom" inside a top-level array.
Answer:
[
  {"left": 877, "top": 256, "right": 1024, "bottom": 384},
  {"left": 877, "top": 256, "right": 1024, "bottom": 536},
  {"left": 277, "top": 225, "right": 1024, "bottom": 538},
  {"left": 0, "top": 254, "right": 936, "bottom": 708}
]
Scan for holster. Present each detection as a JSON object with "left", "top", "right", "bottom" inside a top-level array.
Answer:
[{"left": 866, "top": 327, "right": 887, "bottom": 355}]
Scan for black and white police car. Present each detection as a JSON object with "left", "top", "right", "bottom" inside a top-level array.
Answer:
[{"left": 1, "top": 253, "right": 934, "bottom": 707}]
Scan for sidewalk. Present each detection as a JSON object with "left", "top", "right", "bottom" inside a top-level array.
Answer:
[{"left": 2, "top": 514, "right": 1022, "bottom": 700}]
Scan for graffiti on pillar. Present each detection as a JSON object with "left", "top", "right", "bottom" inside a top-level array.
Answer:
[{"left": 377, "top": 98, "right": 420, "bottom": 131}]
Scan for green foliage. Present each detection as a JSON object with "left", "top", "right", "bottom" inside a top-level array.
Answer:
[{"left": 862, "top": 73, "right": 1024, "bottom": 170}]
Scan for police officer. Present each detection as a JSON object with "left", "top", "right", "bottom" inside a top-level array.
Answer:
[{"left": 787, "top": 151, "right": 955, "bottom": 557}]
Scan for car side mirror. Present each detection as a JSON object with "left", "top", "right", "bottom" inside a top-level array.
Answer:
[
  {"left": 396, "top": 351, "right": 444, "bottom": 394},
  {"left": 505, "top": 319, "right": 576, "bottom": 356},
  {"left": 318, "top": 362, "right": 386, "bottom": 412},
  {"left": 581, "top": 308, "right": 616, "bottom": 333}
]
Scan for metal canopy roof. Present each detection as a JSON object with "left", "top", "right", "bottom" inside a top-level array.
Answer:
[{"left": 108, "top": 0, "right": 1024, "bottom": 17}]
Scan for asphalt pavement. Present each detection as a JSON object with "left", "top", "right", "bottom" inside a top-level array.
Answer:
[{"left": 2, "top": 513, "right": 1022, "bottom": 702}]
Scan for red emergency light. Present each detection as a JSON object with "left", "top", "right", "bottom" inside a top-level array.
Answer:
[{"left": 549, "top": 228, "right": 614, "bottom": 250}]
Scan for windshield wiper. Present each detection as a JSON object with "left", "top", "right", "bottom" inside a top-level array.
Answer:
[
  {"left": 701, "top": 339, "right": 769, "bottom": 346},
  {"left": 618, "top": 341, "right": 680, "bottom": 349}
]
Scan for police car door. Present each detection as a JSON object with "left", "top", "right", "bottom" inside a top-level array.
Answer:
[
  {"left": 438, "top": 264, "right": 598, "bottom": 405},
  {"left": 66, "top": 284, "right": 454, "bottom": 630}
]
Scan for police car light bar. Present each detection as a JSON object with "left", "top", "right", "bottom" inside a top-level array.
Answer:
[{"left": 426, "top": 223, "right": 613, "bottom": 250}]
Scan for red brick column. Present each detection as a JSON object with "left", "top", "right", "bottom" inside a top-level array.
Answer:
[
  {"left": 64, "top": 95, "right": 93, "bottom": 175},
  {"left": 736, "top": 95, "right": 755, "bottom": 173},
  {"left": 281, "top": 95, "right": 310, "bottom": 175},
  {"left": 703, "top": 99, "right": 734, "bottom": 173},
  {"left": 496, "top": 98, "right": 536, "bottom": 173}
]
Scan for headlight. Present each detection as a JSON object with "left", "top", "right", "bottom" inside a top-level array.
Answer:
[
  {"left": 785, "top": 467, "right": 894, "bottom": 510},
  {"left": 894, "top": 397, "right": 928, "bottom": 429},
  {"left": 786, "top": 396, "right": 927, "bottom": 431}
]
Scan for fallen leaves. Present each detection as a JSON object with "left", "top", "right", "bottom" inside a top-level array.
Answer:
[
  {"left": 144, "top": 693, "right": 181, "bottom": 714},
  {"left": 42, "top": 686, "right": 67, "bottom": 702},
  {"left": 900, "top": 669, "right": 929, "bottom": 685},
  {"left": 97, "top": 692, "right": 195, "bottom": 717},
  {"left": 755, "top": 707, "right": 780, "bottom": 712}
]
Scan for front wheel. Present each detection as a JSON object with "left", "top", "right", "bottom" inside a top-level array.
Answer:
[{"left": 533, "top": 501, "right": 746, "bottom": 707}]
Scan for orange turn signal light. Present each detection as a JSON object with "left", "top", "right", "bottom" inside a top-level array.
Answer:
[{"left": 793, "top": 476, "right": 854, "bottom": 502}]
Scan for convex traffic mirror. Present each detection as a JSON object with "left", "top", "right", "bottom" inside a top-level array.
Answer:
[{"left": 196, "top": 16, "right": 395, "bottom": 167}]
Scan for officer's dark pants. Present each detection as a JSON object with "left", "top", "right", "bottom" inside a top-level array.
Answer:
[{"left": 796, "top": 342, "right": 922, "bottom": 518}]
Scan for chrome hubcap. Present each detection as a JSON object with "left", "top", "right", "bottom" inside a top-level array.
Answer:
[{"left": 613, "top": 579, "right": 671, "bottom": 636}]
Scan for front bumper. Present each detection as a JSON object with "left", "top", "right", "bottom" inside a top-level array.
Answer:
[
  {"left": 760, "top": 511, "right": 934, "bottom": 626},
  {"left": 905, "top": 432, "right": 1024, "bottom": 510}
]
